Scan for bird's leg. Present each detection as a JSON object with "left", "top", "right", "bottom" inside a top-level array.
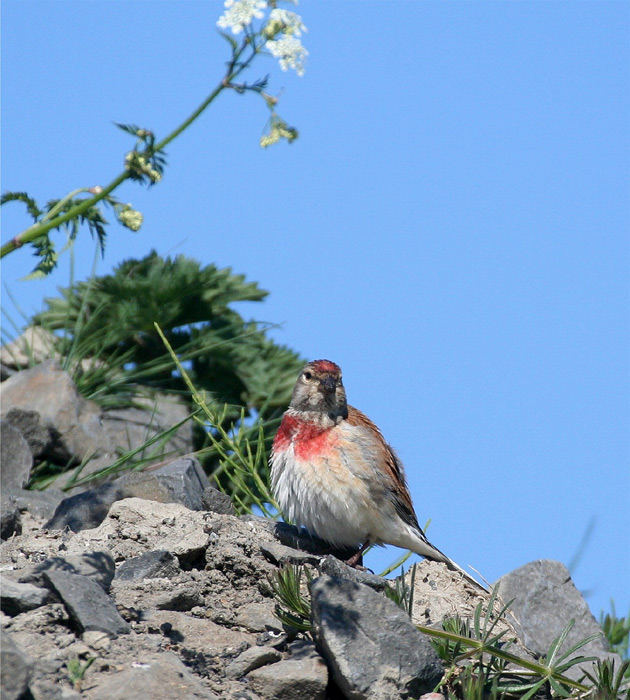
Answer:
[{"left": 344, "top": 540, "right": 371, "bottom": 568}]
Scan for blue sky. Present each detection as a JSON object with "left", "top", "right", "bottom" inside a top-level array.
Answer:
[{"left": 2, "top": 2, "right": 628, "bottom": 616}]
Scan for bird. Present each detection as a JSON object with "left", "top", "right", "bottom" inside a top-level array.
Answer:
[{"left": 270, "top": 359, "right": 485, "bottom": 589}]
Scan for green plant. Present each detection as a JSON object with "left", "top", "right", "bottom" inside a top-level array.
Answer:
[
  {"left": 1, "top": 1, "right": 306, "bottom": 275},
  {"left": 271, "top": 565, "right": 313, "bottom": 633},
  {"left": 600, "top": 603, "right": 630, "bottom": 661},
  {"left": 66, "top": 656, "right": 95, "bottom": 690},
  {"left": 155, "top": 323, "right": 283, "bottom": 514},
  {"left": 581, "top": 657, "right": 630, "bottom": 699}
]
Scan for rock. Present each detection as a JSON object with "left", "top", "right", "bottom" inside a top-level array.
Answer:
[
  {"left": 11, "top": 487, "right": 65, "bottom": 521},
  {"left": 495, "top": 559, "right": 622, "bottom": 678},
  {"left": 310, "top": 575, "right": 443, "bottom": 699},
  {"left": 318, "top": 554, "right": 389, "bottom": 591},
  {"left": 0, "top": 575, "right": 51, "bottom": 615},
  {"left": 115, "top": 550, "right": 180, "bottom": 582},
  {"left": 246, "top": 640, "right": 328, "bottom": 699},
  {"left": 45, "top": 482, "right": 125, "bottom": 532},
  {"left": 100, "top": 392, "right": 193, "bottom": 459},
  {"left": 0, "top": 360, "right": 104, "bottom": 464},
  {"left": 21, "top": 551, "right": 116, "bottom": 592},
  {"left": 0, "top": 326, "right": 58, "bottom": 369},
  {"left": 118, "top": 457, "right": 210, "bottom": 511},
  {"left": 43, "top": 569, "right": 130, "bottom": 637},
  {"left": 0, "top": 628, "right": 33, "bottom": 700},
  {"left": 46, "top": 458, "right": 210, "bottom": 532},
  {"left": 87, "top": 652, "right": 217, "bottom": 700},
  {"left": 142, "top": 609, "right": 255, "bottom": 664},
  {"left": 260, "top": 540, "right": 322, "bottom": 567},
  {"left": 1, "top": 496, "right": 22, "bottom": 539},
  {"left": 4, "top": 407, "right": 54, "bottom": 459},
  {"left": 201, "top": 486, "right": 236, "bottom": 515},
  {"left": 0, "top": 362, "right": 192, "bottom": 476},
  {"left": 225, "top": 645, "right": 282, "bottom": 678},
  {"left": 1, "top": 421, "right": 33, "bottom": 491}
]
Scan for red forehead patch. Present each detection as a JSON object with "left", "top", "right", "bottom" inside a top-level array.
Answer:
[{"left": 309, "top": 359, "right": 341, "bottom": 374}]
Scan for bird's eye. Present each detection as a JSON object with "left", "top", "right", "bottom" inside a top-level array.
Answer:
[{"left": 303, "top": 371, "right": 312, "bottom": 380}]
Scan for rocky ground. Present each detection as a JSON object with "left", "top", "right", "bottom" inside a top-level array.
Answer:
[{"left": 0, "top": 359, "right": 623, "bottom": 699}]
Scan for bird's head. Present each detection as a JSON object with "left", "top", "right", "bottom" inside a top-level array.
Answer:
[{"left": 289, "top": 359, "right": 348, "bottom": 420}]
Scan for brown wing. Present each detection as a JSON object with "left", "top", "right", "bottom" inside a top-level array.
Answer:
[{"left": 346, "top": 405, "right": 422, "bottom": 531}]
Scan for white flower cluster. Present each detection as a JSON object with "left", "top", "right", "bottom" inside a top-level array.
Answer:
[
  {"left": 266, "top": 35, "right": 308, "bottom": 76},
  {"left": 217, "top": 0, "right": 266, "bottom": 35},
  {"left": 216, "top": 0, "right": 308, "bottom": 76},
  {"left": 265, "top": 8, "right": 306, "bottom": 37}
]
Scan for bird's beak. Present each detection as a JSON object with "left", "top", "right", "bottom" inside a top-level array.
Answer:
[{"left": 319, "top": 376, "right": 337, "bottom": 393}]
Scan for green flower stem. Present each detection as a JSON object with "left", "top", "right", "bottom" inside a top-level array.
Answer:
[
  {"left": 1, "top": 38, "right": 258, "bottom": 260},
  {"left": 415, "top": 624, "right": 591, "bottom": 693},
  {"left": 40, "top": 187, "right": 92, "bottom": 223}
]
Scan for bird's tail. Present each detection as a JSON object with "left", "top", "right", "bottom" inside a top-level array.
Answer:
[{"left": 409, "top": 531, "right": 488, "bottom": 592}]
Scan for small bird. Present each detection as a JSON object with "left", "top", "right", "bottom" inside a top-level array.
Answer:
[{"left": 271, "top": 359, "right": 484, "bottom": 588}]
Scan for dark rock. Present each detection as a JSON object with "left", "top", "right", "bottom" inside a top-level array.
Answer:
[
  {"left": 310, "top": 576, "right": 443, "bottom": 699},
  {"left": 0, "top": 629, "right": 32, "bottom": 700},
  {"left": 115, "top": 550, "right": 180, "bottom": 582},
  {"left": 318, "top": 554, "right": 389, "bottom": 591},
  {"left": 0, "top": 420, "right": 33, "bottom": 491},
  {"left": 260, "top": 541, "right": 322, "bottom": 567},
  {"left": 0, "top": 574, "right": 51, "bottom": 615},
  {"left": 119, "top": 457, "right": 210, "bottom": 511},
  {"left": 225, "top": 645, "right": 282, "bottom": 678},
  {"left": 45, "top": 482, "right": 124, "bottom": 532},
  {"left": 47, "top": 458, "right": 211, "bottom": 532},
  {"left": 43, "top": 569, "right": 130, "bottom": 637},
  {"left": 246, "top": 639, "right": 328, "bottom": 699},
  {"left": 4, "top": 407, "right": 53, "bottom": 459},
  {"left": 11, "top": 487, "right": 65, "bottom": 520},
  {"left": 202, "top": 485, "right": 236, "bottom": 515},
  {"left": 21, "top": 550, "right": 116, "bottom": 592},
  {"left": 272, "top": 520, "right": 360, "bottom": 561},
  {"left": 495, "top": 559, "right": 622, "bottom": 679},
  {"left": 88, "top": 652, "right": 217, "bottom": 700},
  {"left": 0, "top": 496, "right": 21, "bottom": 539}
]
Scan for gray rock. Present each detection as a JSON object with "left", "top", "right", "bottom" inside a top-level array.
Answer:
[
  {"left": 115, "top": 550, "right": 180, "bottom": 582},
  {"left": 225, "top": 645, "right": 282, "bottom": 678},
  {"left": 45, "top": 482, "right": 124, "bottom": 532},
  {"left": 21, "top": 550, "right": 116, "bottom": 592},
  {"left": 43, "top": 569, "right": 130, "bottom": 637},
  {"left": 1, "top": 420, "right": 33, "bottom": 491},
  {"left": 0, "top": 628, "right": 32, "bottom": 700},
  {"left": 46, "top": 458, "right": 210, "bottom": 532},
  {"left": 246, "top": 640, "right": 328, "bottom": 699},
  {"left": 100, "top": 392, "right": 193, "bottom": 459},
  {"left": 118, "top": 457, "right": 210, "bottom": 511},
  {"left": 260, "top": 540, "right": 322, "bottom": 567},
  {"left": 202, "top": 485, "right": 236, "bottom": 515},
  {"left": 4, "top": 407, "right": 53, "bottom": 459},
  {"left": 0, "top": 575, "right": 51, "bottom": 615},
  {"left": 318, "top": 554, "right": 389, "bottom": 591},
  {"left": 154, "top": 585, "right": 204, "bottom": 611},
  {"left": 0, "top": 360, "right": 104, "bottom": 464},
  {"left": 1, "top": 496, "right": 21, "bottom": 539},
  {"left": 495, "top": 559, "right": 622, "bottom": 679},
  {"left": 88, "top": 652, "right": 217, "bottom": 700},
  {"left": 11, "top": 487, "right": 65, "bottom": 520},
  {"left": 0, "top": 363, "right": 192, "bottom": 474},
  {"left": 310, "top": 576, "right": 443, "bottom": 699}
]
